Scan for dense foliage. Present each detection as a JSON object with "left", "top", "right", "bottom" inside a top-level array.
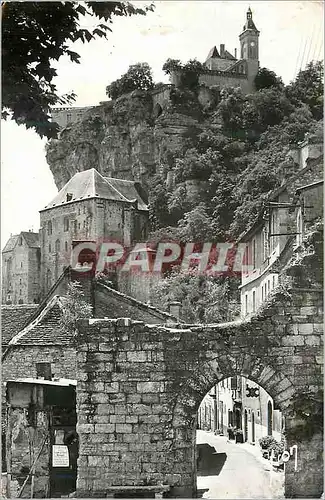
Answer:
[
  {"left": 106, "top": 63, "right": 154, "bottom": 100},
  {"left": 60, "top": 281, "right": 92, "bottom": 336},
  {"left": 2, "top": 1, "right": 154, "bottom": 138},
  {"left": 149, "top": 62, "right": 323, "bottom": 319}
]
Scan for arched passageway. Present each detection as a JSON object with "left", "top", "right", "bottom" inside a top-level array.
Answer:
[{"left": 197, "top": 376, "right": 285, "bottom": 498}]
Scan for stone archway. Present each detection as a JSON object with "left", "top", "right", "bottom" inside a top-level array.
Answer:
[
  {"left": 75, "top": 283, "right": 323, "bottom": 499},
  {"left": 170, "top": 355, "right": 296, "bottom": 498}
]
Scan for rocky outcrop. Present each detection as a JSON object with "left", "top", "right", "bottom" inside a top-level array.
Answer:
[{"left": 46, "top": 90, "right": 202, "bottom": 191}]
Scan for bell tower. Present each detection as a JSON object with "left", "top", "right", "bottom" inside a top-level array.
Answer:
[{"left": 239, "top": 7, "right": 260, "bottom": 91}]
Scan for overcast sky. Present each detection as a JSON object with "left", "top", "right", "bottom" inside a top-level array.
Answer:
[{"left": 1, "top": 0, "right": 324, "bottom": 248}]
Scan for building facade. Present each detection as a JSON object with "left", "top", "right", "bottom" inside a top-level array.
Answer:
[
  {"left": 198, "top": 376, "right": 283, "bottom": 444},
  {"left": 39, "top": 168, "right": 149, "bottom": 297},
  {"left": 239, "top": 136, "right": 323, "bottom": 318},
  {"left": 2, "top": 232, "right": 40, "bottom": 305}
]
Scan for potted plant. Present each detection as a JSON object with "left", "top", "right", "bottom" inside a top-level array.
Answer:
[
  {"left": 235, "top": 429, "right": 244, "bottom": 443},
  {"left": 259, "top": 436, "right": 275, "bottom": 459}
]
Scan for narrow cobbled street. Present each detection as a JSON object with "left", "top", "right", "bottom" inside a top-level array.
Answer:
[{"left": 197, "top": 430, "right": 284, "bottom": 499}]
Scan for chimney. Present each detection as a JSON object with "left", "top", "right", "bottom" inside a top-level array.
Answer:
[
  {"left": 220, "top": 44, "right": 225, "bottom": 58},
  {"left": 169, "top": 301, "right": 181, "bottom": 320},
  {"left": 234, "top": 48, "right": 237, "bottom": 59}
]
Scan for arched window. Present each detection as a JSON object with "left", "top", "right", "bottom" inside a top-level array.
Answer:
[
  {"left": 64, "top": 217, "right": 69, "bottom": 231},
  {"left": 47, "top": 221, "right": 52, "bottom": 235},
  {"left": 46, "top": 269, "right": 52, "bottom": 290},
  {"left": 55, "top": 239, "right": 60, "bottom": 252}
]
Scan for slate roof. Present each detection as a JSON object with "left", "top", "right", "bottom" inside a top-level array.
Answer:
[
  {"left": 8, "top": 295, "right": 73, "bottom": 346},
  {"left": 242, "top": 8, "right": 259, "bottom": 32},
  {"left": 2, "top": 234, "right": 19, "bottom": 253},
  {"left": 41, "top": 169, "right": 131, "bottom": 210},
  {"left": 206, "top": 46, "right": 220, "bottom": 59},
  {"left": 104, "top": 177, "right": 148, "bottom": 211},
  {"left": 21, "top": 231, "right": 40, "bottom": 248}
]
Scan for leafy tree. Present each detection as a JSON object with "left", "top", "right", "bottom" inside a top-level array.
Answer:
[
  {"left": 151, "top": 269, "right": 240, "bottom": 323},
  {"left": 2, "top": 1, "right": 154, "bottom": 139},
  {"left": 106, "top": 62, "right": 154, "bottom": 100},
  {"left": 178, "top": 203, "right": 215, "bottom": 243},
  {"left": 254, "top": 67, "right": 283, "bottom": 91},
  {"left": 60, "top": 281, "right": 92, "bottom": 337},
  {"left": 162, "top": 58, "right": 205, "bottom": 90},
  {"left": 285, "top": 61, "right": 323, "bottom": 119}
]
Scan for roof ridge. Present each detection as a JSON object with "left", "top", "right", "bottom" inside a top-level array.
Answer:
[
  {"left": 101, "top": 174, "right": 132, "bottom": 203},
  {"left": 8, "top": 295, "right": 63, "bottom": 346},
  {"left": 96, "top": 280, "right": 179, "bottom": 320}
]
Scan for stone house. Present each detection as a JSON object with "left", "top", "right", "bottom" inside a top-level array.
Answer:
[
  {"left": 238, "top": 139, "right": 323, "bottom": 318},
  {"left": 39, "top": 168, "right": 149, "bottom": 297},
  {"left": 2, "top": 231, "right": 40, "bottom": 305}
]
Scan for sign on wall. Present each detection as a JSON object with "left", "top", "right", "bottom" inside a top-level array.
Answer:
[{"left": 52, "top": 445, "right": 70, "bottom": 467}]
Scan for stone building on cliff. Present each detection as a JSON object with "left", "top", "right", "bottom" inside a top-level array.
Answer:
[{"left": 171, "top": 7, "right": 260, "bottom": 95}]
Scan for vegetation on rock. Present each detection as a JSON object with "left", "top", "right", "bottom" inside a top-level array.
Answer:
[{"left": 2, "top": 1, "right": 154, "bottom": 139}]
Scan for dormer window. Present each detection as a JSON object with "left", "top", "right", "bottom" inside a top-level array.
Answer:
[
  {"left": 18, "top": 237, "right": 23, "bottom": 246},
  {"left": 66, "top": 193, "right": 73, "bottom": 202}
]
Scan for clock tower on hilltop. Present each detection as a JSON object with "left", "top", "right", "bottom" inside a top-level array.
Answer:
[{"left": 239, "top": 7, "right": 260, "bottom": 89}]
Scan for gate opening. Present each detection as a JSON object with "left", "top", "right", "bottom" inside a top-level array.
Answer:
[{"left": 196, "top": 376, "right": 285, "bottom": 498}]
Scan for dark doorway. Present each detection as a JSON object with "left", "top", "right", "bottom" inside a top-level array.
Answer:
[
  {"left": 244, "top": 410, "right": 248, "bottom": 442},
  {"left": 267, "top": 401, "right": 273, "bottom": 436},
  {"left": 235, "top": 408, "right": 242, "bottom": 429},
  {"left": 251, "top": 412, "right": 255, "bottom": 443}
]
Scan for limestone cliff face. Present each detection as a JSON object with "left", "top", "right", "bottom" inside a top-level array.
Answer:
[{"left": 46, "top": 90, "right": 201, "bottom": 191}]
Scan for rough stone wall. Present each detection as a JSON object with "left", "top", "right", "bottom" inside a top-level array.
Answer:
[
  {"left": 1, "top": 304, "right": 38, "bottom": 347},
  {"left": 6, "top": 407, "right": 50, "bottom": 498},
  {"left": 75, "top": 276, "right": 323, "bottom": 498},
  {"left": 2, "top": 346, "right": 77, "bottom": 383}
]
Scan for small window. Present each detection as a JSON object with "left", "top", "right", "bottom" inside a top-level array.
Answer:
[
  {"left": 55, "top": 239, "right": 60, "bottom": 252},
  {"left": 245, "top": 294, "right": 248, "bottom": 315},
  {"left": 66, "top": 193, "right": 73, "bottom": 202},
  {"left": 66, "top": 113, "right": 72, "bottom": 124},
  {"left": 78, "top": 223, "right": 81, "bottom": 229},
  {"left": 78, "top": 208, "right": 81, "bottom": 215},
  {"left": 252, "top": 290, "right": 256, "bottom": 313},
  {"left": 19, "top": 289, "right": 22, "bottom": 295},
  {"left": 47, "top": 221, "right": 52, "bottom": 235},
  {"left": 64, "top": 217, "right": 69, "bottom": 231},
  {"left": 65, "top": 241, "right": 68, "bottom": 252},
  {"left": 36, "top": 362, "right": 52, "bottom": 380},
  {"left": 272, "top": 275, "right": 275, "bottom": 288},
  {"left": 257, "top": 410, "right": 260, "bottom": 418},
  {"left": 20, "top": 262, "right": 23, "bottom": 268},
  {"left": 18, "top": 237, "right": 23, "bottom": 246},
  {"left": 268, "top": 280, "right": 270, "bottom": 292},
  {"left": 49, "top": 243, "right": 52, "bottom": 253},
  {"left": 261, "top": 285, "right": 264, "bottom": 301}
]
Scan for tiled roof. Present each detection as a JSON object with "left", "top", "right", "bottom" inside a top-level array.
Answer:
[
  {"left": 8, "top": 295, "right": 73, "bottom": 346},
  {"left": 21, "top": 231, "right": 40, "bottom": 248},
  {"left": 41, "top": 169, "right": 131, "bottom": 210},
  {"left": 206, "top": 46, "right": 220, "bottom": 59},
  {"left": 2, "top": 234, "right": 19, "bottom": 253},
  {"left": 104, "top": 177, "right": 148, "bottom": 211}
]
